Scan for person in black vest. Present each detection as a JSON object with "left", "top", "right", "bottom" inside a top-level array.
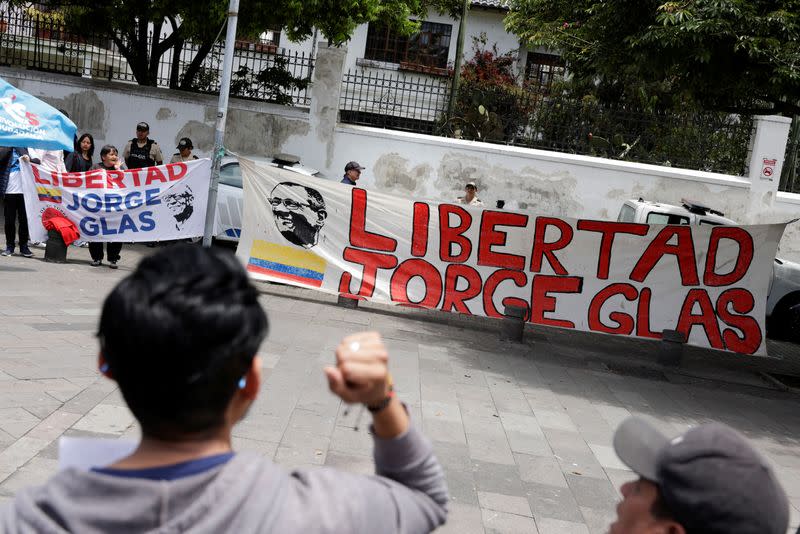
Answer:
[{"left": 122, "top": 122, "right": 163, "bottom": 169}]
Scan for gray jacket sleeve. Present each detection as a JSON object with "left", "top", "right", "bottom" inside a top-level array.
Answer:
[{"left": 286, "top": 424, "right": 448, "bottom": 533}]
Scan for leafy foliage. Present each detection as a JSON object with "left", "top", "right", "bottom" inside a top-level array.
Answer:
[
  {"left": 18, "top": 0, "right": 461, "bottom": 88},
  {"left": 444, "top": 35, "right": 537, "bottom": 141},
  {"left": 230, "top": 57, "right": 311, "bottom": 104},
  {"left": 505, "top": 0, "right": 800, "bottom": 115}
]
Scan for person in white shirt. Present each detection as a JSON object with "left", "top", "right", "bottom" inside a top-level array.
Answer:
[{"left": 455, "top": 182, "right": 484, "bottom": 206}]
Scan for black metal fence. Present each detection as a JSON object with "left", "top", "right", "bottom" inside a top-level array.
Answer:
[
  {"left": 779, "top": 116, "right": 799, "bottom": 194},
  {"left": 0, "top": 6, "right": 313, "bottom": 106},
  {"left": 340, "top": 69, "right": 451, "bottom": 134},
  {"left": 339, "top": 70, "right": 754, "bottom": 176}
]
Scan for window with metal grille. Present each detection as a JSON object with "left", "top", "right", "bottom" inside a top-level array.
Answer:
[
  {"left": 524, "top": 52, "right": 565, "bottom": 93},
  {"left": 364, "top": 21, "right": 452, "bottom": 69}
]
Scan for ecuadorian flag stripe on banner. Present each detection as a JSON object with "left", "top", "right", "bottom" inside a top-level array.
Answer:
[
  {"left": 247, "top": 240, "right": 326, "bottom": 288},
  {"left": 36, "top": 186, "right": 62, "bottom": 203}
]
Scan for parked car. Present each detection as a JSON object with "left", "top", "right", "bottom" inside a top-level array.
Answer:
[
  {"left": 618, "top": 198, "right": 800, "bottom": 342},
  {"left": 215, "top": 153, "right": 322, "bottom": 241}
]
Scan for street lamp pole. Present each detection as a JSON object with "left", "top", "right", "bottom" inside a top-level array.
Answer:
[
  {"left": 446, "top": 0, "right": 470, "bottom": 121},
  {"left": 202, "top": 0, "right": 240, "bottom": 247}
]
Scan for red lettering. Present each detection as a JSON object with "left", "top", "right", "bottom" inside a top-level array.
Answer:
[
  {"left": 530, "top": 275, "right": 583, "bottom": 328},
  {"left": 349, "top": 189, "right": 397, "bottom": 252},
  {"left": 716, "top": 288, "right": 761, "bottom": 354},
  {"left": 576, "top": 220, "right": 649, "bottom": 279},
  {"left": 442, "top": 264, "right": 483, "bottom": 314},
  {"left": 105, "top": 170, "right": 125, "bottom": 189},
  {"left": 478, "top": 211, "right": 528, "bottom": 270},
  {"left": 587, "top": 283, "right": 638, "bottom": 335},
  {"left": 411, "top": 202, "right": 430, "bottom": 257},
  {"left": 676, "top": 289, "right": 723, "bottom": 349},
  {"left": 85, "top": 172, "right": 104, "bottom": 189},
  {"left": 439, "top": 204, "right": 472, "bottom": 263},
  {"left": 630, "top": 226, "right": 699, "bottom": 285},
  {"left": 636, "top": 288, "right": 661, "bottom": 339},
  {"left": 129, "top": 169, "right": 142, "bottom": 187},
  {"left": 482, "top": 270, "right": 529, "bottom": 319},
  {"left": 338, "top": 247, "right": 398, "bottom": 298},
  {"left": 704, "top": 227, "right": 754, "bottom": 286},
  {"left": 389, "top": 259, "right": 443, "bottom": 308},
  {"left": 31, "top": 165, "right": 49, "bottom": 185},
  {"left": 167, "top": 162, "right": 188, "bottom": 181},
  {"left": 530, "top": 217, "right": 573, "bottom": 275},
  {"left": 61, "top": 173, "right": 82, "bottom": 188},
  {"left": 145, "top": 167, "right": 168, "bottom": 185}
]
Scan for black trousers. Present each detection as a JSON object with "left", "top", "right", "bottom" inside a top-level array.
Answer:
[
  {"left": 3, "top": 193, "right": 28, "bottom": 250},
  {"left": 89, "top": 242, "right": 122, "bottom": 262}
]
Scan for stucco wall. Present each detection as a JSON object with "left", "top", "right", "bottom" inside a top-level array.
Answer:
[
  {"left": 2, "top": 66, "right": 798, "bottom": 262},
  {"left": 0, "top": 68, "right": 311, "bottom": 162}
]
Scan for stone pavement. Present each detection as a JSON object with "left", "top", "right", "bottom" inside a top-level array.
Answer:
[{"left": 0, "top": 244, "right": 799, "bottom": 533}]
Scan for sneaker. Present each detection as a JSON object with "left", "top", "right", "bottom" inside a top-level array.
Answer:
[
  {"left": 91, "top": 259, "right": 102, "bottom": 267},
  {"left": 109, "top": 261, "right": 118, "bottom": 269},
  {"left": 0, "top": 248, "right": 12, "bottom": 257},
  {"left": 20, "top": 247, "right": 33, "bottom": 258}
]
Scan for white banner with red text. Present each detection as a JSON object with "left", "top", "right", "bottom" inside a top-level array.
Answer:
[
  {"left": 21, "top": 159, "right": 211, "bottom": 242},
  {"left": 236, "top": 158, "right": 786, "bottom": 356}
]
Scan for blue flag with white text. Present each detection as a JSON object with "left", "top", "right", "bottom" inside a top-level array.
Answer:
[{"left": 0, "top": 77, "right": 76, "bottom": 152}]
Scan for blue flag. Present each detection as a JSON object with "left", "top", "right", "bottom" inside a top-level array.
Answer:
[{"left": 0, "top": 77, "right": 77, "bottom": 152}]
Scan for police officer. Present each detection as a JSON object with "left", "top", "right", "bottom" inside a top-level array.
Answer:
[
  {"left": 122, "top": 122, "right": 164, "bottom": 169},
  {"left": 170, "top": 138, "right": 198, "bottom": 163}
]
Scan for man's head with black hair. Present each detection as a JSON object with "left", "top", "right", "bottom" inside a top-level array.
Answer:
[
  {"left": 269, "top": 182, "right": 327, "bottom": 248},
  {"left": 97, "top": 244, "right": 268, "bottom": 439}
]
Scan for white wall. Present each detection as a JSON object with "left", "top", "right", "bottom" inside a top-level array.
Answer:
[
  {"left": 328, "top": 124, "right": 800, "bottom": 261},
  {"left": 5, "top": 64, "right": 798, "bottom": 263}
]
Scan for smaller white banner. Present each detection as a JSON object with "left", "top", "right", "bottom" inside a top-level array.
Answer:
[{"left": 21, "top": 159, "right": 211, "bottom": 242}]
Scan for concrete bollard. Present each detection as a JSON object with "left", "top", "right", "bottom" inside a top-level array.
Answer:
[
  {"left": 501, "top": 304, "right": 528, "bottom": 342},
  {"left": 337, "top": 294, "right": 359, "bottom": 309},
  {"left": 44, "top": 229, "right": 68, "bottom": 263},
  {"left": 658, "top": 329, "right": 686, "bottom": 367}
]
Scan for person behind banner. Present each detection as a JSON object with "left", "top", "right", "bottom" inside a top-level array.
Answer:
[
  {"left": 65, "top": 133, "right": 95, "bottom": 173},
  {"left": 170, "top": 137, "right": 198, "bottom": 163},
  {"left": 122, "top": 122, "right": 163, "bottom": 169},
  {"left": 269, "top": 181, "right": 328, "bottom": 248},
  {"left": 0, "top": 245, "right": 449, "bottom": 532},
  {"left": 1, "top": 147, "right": 40, "bottom": 258},
  {"left": 88, "top": 145, "right": 125, "bottom": 268},
  {"left": 455, "top": 182, "right": 483, "bottom": 207},
  {"left": 341, "top": 161, "right": 364, "bottom": 186}
]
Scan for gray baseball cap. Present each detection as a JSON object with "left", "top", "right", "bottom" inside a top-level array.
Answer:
[{"left": 613, "top": 417, "right": 789, "bottom": 534}]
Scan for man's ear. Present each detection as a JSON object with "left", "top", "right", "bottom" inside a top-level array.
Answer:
[
  {"left": 240, "top": 356, "right": 262, "bottom": 400},
  {"left": 317, "top": 209, "right": 328, "bottom": 223},
  {"left": 97, "top": 353, "right": 114, "bottom": 380}
]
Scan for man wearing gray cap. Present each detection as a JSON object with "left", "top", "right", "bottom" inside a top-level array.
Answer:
[
  {"left": 610, "top": 416, "right": 789, "bottom": 534},
  {"left": 342, "top": 161, "right": 364, "bottom": 186}
]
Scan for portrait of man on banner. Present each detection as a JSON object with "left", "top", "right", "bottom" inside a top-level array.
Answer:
[{"left": 269, "top": 182, "right": 327, "bottom": 248}]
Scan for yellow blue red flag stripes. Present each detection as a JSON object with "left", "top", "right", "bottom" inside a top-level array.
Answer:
[
  {"left": 247, "top": 239, "right": 326, "bottom": 288},
  {"left": 36, "top": 185, "right": 62, "bottom": 203}
]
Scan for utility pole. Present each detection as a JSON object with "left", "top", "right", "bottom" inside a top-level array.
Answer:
[
  {"left": 202, "top": 0, "right": 240, "bottom": 247},
  {"left": 446, "top": 0, "right": 470, "bottom": 121}
]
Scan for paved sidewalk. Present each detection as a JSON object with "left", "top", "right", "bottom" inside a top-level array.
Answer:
[{"left": 0, "top": 244, "right": 798, "bottom": 533}]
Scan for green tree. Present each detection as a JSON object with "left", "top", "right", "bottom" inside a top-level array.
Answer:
[
  {"left": 23, "top": 0, "right": 461, "bottom": 89},
  {"left": 505, "top": 0, "right": 800, "bottom": 115}
]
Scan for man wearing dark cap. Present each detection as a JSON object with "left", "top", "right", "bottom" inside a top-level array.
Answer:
[
  {"left": 342, "top": 161, "right": 364, "bottom": 186},
  {"left": 610, "top": 416, "right": 789, "bottom": 534},
  {"left": 123, "top": 122, "right": 164, "bottom": 169},
  {"left": 170, "top": 137, "right": 199, "bottom": 163}
]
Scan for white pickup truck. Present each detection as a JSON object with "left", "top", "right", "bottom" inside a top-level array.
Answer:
[{"left": 618, "top": 199, "right": 800, "bottom": 342}]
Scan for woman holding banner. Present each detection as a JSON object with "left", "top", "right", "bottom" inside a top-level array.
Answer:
[{"left": 87, "top": 145, "right": 125, "bottom": 269}]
